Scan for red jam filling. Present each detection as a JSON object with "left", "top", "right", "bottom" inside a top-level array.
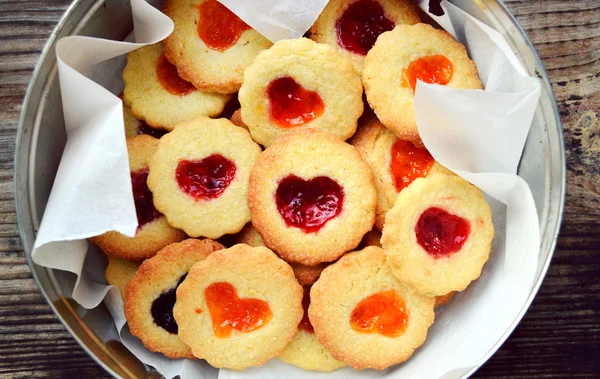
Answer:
[
  {"left": 350, "top": 290, "right": 409, "bottom": 337},
  {"left": 131, "top": 169, "right": 161, "bottom": 228},
  {"left": 156, "top": 54, "right": 196, "bottom": 96},
  {"left": 138, "top": 122, "right": 168, "bottom": 138},
  {"left": 335, "top": 0, "right": 395, "bottom": 56},
  {"left": 416, "top": 207, "right": 471, "bottom": 258},
  {"left": 275, "top": 175, "right": 344, "bottom": 233},
  {"left": 197, "top": 0, "right": 251, "bottom": 51},
  {"left": 298, "top": 286, "right": 314, "bottom": 333},
  {"left": 204, "top": 282, "right": 272, "bottom": 338},
  {"left": 176, "top": 154, "right": 236, "bottom": 201},
  {"left": 267, "top": 77, "right": 325, "bottom": 128},
  {"left": 390, "top": 139, "right": 435, "bottom": 192},
  {"left": 402, "top": 55, "right": 454, "bottom": 93}
]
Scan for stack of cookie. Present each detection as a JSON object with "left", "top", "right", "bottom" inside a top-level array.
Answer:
[{"left": 94, "top": 0, "right": 494, "bottom": 372}]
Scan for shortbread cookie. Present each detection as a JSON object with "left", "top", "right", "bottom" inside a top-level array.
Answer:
[
  {"left": 124, "top": 238, "right": 224, "bottom": 358},
  {"left": 309, "top": 246, "right": 435, "bottom": 369},
  {"left": 173, "top": 244, "right": 303, "bottom": 370},
  {"left": 248, "top": 129, "right": 377, "bottom": 266},
  {"left": 435, "top": 291, "right": 456, "bottom": 308},
  {"left": 239, "top": 38, "right": 363, "bottom": 147},
  {"left": 163, "top": 0, "right": 272, "bottom": 94},
  {"left": 363, "top": 23, "right": 482, "bottom": 146},
  {"left": 361, "top": 229, "right": 382, "bottom": 247},
  {"left": 229, "top": 108, "right": 247, "bottom": 129},
  {"left": 350, "top": 115, "right": 452, "bottom": 229},
  {"left": 148, "top": 117, "right": 261, "bottom": 239},
  {"left": 105, "top": 257, "right": 141, "bottom": 300},
  {"left": 123, "top": 42, "right": 230, "bottom": 131},
  {"left": 279, "top": 287, "right": 346, "bottom": 372},
  {"left": 381, "top": 174, "right": 494, "bottom": 296},
  {"left": 91, "top": 135, "right": 186, "bottom": 260},
  {"left": 123, "top": 102, "right": 169, "bottom": 139},
  {"left": 309, "top": 0, "right": 420, "bottom": 74}
]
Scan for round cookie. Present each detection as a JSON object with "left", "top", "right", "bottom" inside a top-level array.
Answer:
[
  {"left": 381, "top": 174, "right": 494, "bottom": 297},
  {"left": 147, "top": 117, "right": 261, "bottom": 239},
  {"left": 361, "top": 229, "right": 382, "bottom": 248},
  {"left": 239, "top": 38, "right": 363, "bottom": 147},
  {"left": 309, "top": 0, "right": 420, "bottom": 74},
  {"left": 363, "top": 23, "right": 483, "bottom": 147},
  {"left": 91, "top": 135, "right": 186, "bottom": 260},
  {"left": 248, "top": 129, "right": 377, "bottom": 266},
  {"left": 309, "top": 246, "right": 435, "bottom": 369},
  {"left": 229, "top": 108, "right": 247, "bottom": 130},
  {"left": 123, "top": 103, "right": 142, "bottom": 137},
  {"left": 163, "top": 0, "right": 272, "bottom": 94},
  {"left": 105, "top": 257, "right": 140, "bottom": 300},
  {"left": 173, "top": 244, "right": 303, "bottom": 370},
  {"left": 123, "top": 42, "right": 230, "bottom": 131},
  {"left": 124, "top": 238, "right": 224, "bottom": 358},
  {"left": 350, "top": 115, "right": 452, "bottom": 230},
  {"left": 435, "top": 291, "right": 456, "bottom": 308}
]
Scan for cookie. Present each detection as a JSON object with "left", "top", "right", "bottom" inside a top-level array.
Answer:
[
  {"left": 363, "top": 23, "right": 483, "bottom": 147},
  {"left": 238, "top": 38, "right": 363, "bottom": 147},
  {"left": 309, "top": 0, "right": 420, "bottom": 74},
  {"left": 123, "top": 103, "right": 142, "bottom": 137},
  {"left": 279, "top": 287, "right": 346, "bottom": 372},
  {"left": 173, "top": 244, "right": 303, "bottom": 370},
  {"left": 147, "top": 117, "right": 261, "bottom": 239},
  {"left": 350, "top": 115, "right": 452, "bottom": 229},
  {"left": 435, "top": 291, "right": 456, "bottom": 308},
  {"left": 248, "top": 129, "right": 377, "bottom": 266},
  {"left": 91, "top": 135, "right": 186, "bottom": 260},
  {"left": 229, "top": 108, "right": 247, "bottom": 129},
  {"left": 309, "top": 246, "right": 435, "bottom": 369},
  {"left": 105, "top": 257, "right": 140, "bottom": 300},
  {"left": 163, "top": 0, "right": 272, "bottom": 94},
  {"left": 381, "top": 174, "right": 494, "bottom": 296},
  {"left": 361, "top": 229, "right": 382, "bottom": 248},
  {"left": 124, "top": 238, "right": 224, "bottom": 358}
]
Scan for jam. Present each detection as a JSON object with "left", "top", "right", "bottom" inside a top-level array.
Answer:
[
  {"left": 176, "top": 154, "right": 236, "bottom": 201},
  {"left": 275, "top": 175, "right": 344, "bottom": 233},
  {"left": 298, "top": 286, "right": 314, "bottom": 333},
  {"left": 389, "top": 139, "right": 435, "bottom": 192},
  {"left": 415, "top": 207, "right": 470, "bottom": 258},
  {"left": 131, "top": 170, "right": 161, "bottom": 228},
  {"left": 267, "top": 76, "right": 324, "bottom": 128},
  {"left": 156, "top": 54, "right": 196, "bottom": 96},
  {"left": 204, "top": 282, "right": 272, "bottom": 338},
  {"left": 402, "top": 55, "right": 454, "bottom": 93},
  {"left": 350, "top": 290, "right": 409, "bottom": 337},
  {"left": 197, "top": 0, "right": 251, "bottom": 51},
  {"left": 150, "top": 274, "right": 187, "bottom": 334},
  {"left": 138, "top": 122, "right": 168, "bottom": 138},
  {"left": 335, "top": 0, "right": 395, "bottom": 55}
]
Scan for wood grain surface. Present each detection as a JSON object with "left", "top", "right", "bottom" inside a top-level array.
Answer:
[{"left": 0, "top": 0, "right": 598, "bottom": 377}]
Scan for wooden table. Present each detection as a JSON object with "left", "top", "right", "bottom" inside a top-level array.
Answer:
[{"left": 1, "top": 0, "right": 598, "bottom": 377}]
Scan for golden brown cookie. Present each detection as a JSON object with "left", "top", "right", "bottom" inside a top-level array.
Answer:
[
  {"left": 239, "top": 38, "right": 363, "bottom": 147},
  {"left": 173, "top": 244, "right": 303, "bottom": 370},
  {"left": 361, "top": 229, "right": 382, "bottom": 247},
  {"left": 105, "top": 257, "right": 140, "bottom": 300},
  {"left": 124, "top": 238, "right": 224, "bottom": 358},
  {"left": 381, "top": 174, "right": 494, "bottom": 297},
  {"left": 147, "top": 117, "right": 261, "bottom": 239},
  {"left": 163, "top": 0, "right": 272, "bottom": 94},
  {"left": 91, "top": 135, "right": 186, "bottom": 260},
  {"left": 229, "top": 108, "right": 247, "bottom": 130},
  {"left": 363, "top": 23, "right": 482, "bottom": 147},
  {"left": 435, "top": 291, "right": 456, "bottom": 308},
  {"left": 309, "top": 246, "right": 435, "bottom": 369},
  {"left": 248, "top": 129, "right": 377, "bottom": 266}
]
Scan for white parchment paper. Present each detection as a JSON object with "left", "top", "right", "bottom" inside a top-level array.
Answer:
[{"left": 30, "top": 0, "right": 541, "bottom": 378}]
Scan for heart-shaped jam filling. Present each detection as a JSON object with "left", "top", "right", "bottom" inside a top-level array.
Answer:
[
  {"left": 197, "top": 0, "right": 251, "bottom": 51},
  {"left": 267, "top": 77, "right": 325, "bottom": 128},
  {"left": 402, "top": 55, "right": 454, "bottom": 93},
  {"left": 131, "top": 169, "right": 161, "bottom": 229},
  {"left": 204, "top": 282, "right": 272, "bottom": 338},
  {"left": 156, "top": 54, "right": 196, "bottom": 96},
  {"left": 336, "top": 0, "right": 395, "bottom": 56},
  {"left": 151, "top": 274, "right": 187, "bottom": 334},
  {"left": 275, "top": 175, "right": 344, "bottom": 233},
  {"left": 350, "top": 290, "right": 409, "bottom": 337},
  {"left": 176, "top": 154, "right": 236, "bottom": 201},
  {"left": 416, "top": 207, "right": 470, "bottom": 258},
  {"left": 298, "top": 286, "right": 314, "bottom": 333},
  {"left": 138, "top": 122, "right": 168, "bottom": 138},
  {"left": 390, "top": 139, "right": 434, "bottom": 192}
]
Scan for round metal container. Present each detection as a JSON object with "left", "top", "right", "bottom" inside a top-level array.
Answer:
[{"left": 14, "top": 0, "right": 565, "bottom": 377}]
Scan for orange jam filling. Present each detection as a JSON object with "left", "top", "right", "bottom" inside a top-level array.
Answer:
[
  {"left": 204, "top": 282, "right": 272, "bottom": 338},
  {"left": 389, "top": 139, "right": 435, "bottom": 192},
  {"left": 298, "top": 286, "right": 314, "bottom": 333},
  {"left": 267, "top": 77, "right": 325, "bottom": 128},
  {"left": 197, "top": 0, "right": 251, "bottom": 51},
  {"left": 156, "top": 54, "right": 196, "bottom": 95},
  {"left": 350, "top": 290, "right": 409, "bottom": 337},
  {"left": 402, "top": 55, "right": 454, "bottom": 93}
]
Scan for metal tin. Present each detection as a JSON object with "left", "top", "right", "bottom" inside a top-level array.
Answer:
[{"left": 14, "top": 0, "right": 565, "bottom": 377}]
